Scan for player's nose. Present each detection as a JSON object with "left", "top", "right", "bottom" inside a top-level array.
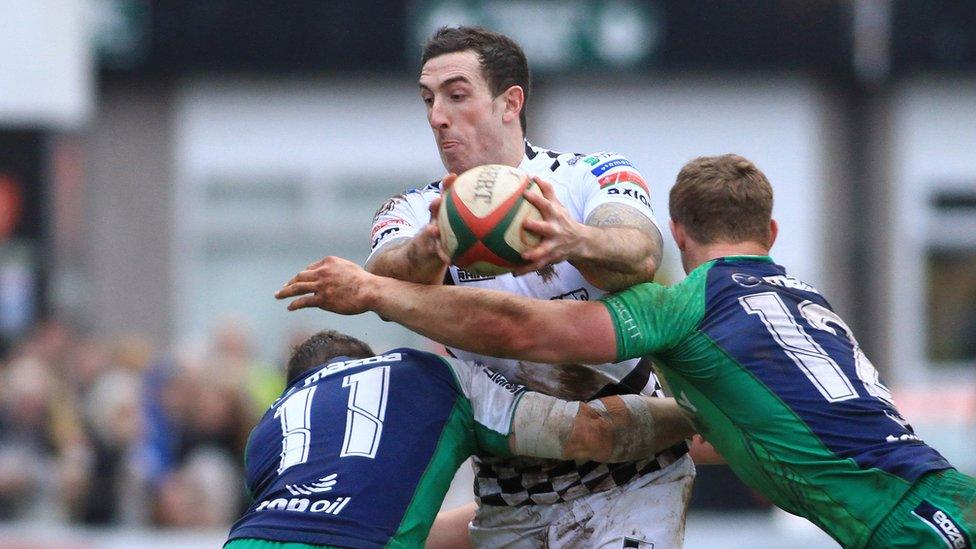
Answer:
[{"left": 428, "top": 98, "right": 450, "bottom": 128}]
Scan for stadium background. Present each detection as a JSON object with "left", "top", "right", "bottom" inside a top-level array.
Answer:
[{"left": 1, "top": 1, "right": 974, "bottom": 547}]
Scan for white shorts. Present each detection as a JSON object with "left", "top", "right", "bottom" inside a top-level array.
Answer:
[{"left": 469, "top": 454, "right": 695, "bottom": 548}]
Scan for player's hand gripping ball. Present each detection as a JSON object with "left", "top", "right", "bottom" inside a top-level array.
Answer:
[{"left": 437, "top": 164, "right": 542, "bottom": 275}]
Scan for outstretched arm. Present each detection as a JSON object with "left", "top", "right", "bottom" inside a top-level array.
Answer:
[
  {"left": 514, "top": 178, "right": 663, "bottom": 291},
  {"left": 275, "top": 256, "right": 618, "bottom": 365},
  {"left": 509, "top": 393, "right": 695, "bottom": 462}
]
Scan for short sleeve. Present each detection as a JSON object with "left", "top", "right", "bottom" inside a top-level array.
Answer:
[
  {"left": 600, "top": 265, "right": 710, "bottom": 362},
  {"left": 443, "top": 358, "right": 525, "bottom": 457},
  {"left": 366, "top": 184, "right": 439, "bottom": 261},
  {"left": 576, "top": 152, "right": 660, "bottom": 231}
]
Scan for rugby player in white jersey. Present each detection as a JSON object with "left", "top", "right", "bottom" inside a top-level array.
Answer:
[{"left": 365, "top": 26, "right": 693, "bottom": 547}]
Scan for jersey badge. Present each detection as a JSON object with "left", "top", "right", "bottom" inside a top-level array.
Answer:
[
  {"left": 591, "top": 158, "right": 633, "bottom": 176},
  {"left": 731, "top": 273, "right": 763, "bottom": 287},
  {"left": 372, "top": 195, "right": 406, "bottom": 223},
  {"left": 598, "top": 170, "right": 649, "bottom": 194}
]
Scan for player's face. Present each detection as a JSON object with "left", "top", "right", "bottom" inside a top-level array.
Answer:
[{"left": 419, "top": 51, "right": 510, "bottom": 175}]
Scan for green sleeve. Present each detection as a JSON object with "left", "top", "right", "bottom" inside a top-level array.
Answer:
[{"left": 600, "top": 262, "right": 710, "bottom": 361}]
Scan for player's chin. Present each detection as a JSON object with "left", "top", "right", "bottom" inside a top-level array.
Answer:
[{"left": 439, "top": 150, "right": 473, "bottom": 175}]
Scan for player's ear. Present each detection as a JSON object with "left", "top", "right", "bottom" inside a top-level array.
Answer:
[
  {"left": 767, "top": 219, "right": 779, "bottom": 248},
  {"left": 670, "top": 220, "right": 687, "bottom": 251},
  {"left": 500, "top": 85, "right": 524, "bottom": 124}
]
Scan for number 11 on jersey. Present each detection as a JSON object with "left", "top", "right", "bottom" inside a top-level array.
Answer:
[{"left": 275, "top": 366, "right": 391, "bottom": 474}]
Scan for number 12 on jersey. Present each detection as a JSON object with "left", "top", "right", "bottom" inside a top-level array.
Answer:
[
  {"left": 740, "top": 292, "right": 892, "bottom": 405},
  {"left": 274, "top": 366, "right": 391, "bottom": 473}
]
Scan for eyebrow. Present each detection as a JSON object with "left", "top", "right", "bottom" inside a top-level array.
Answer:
[{"left": 418, "top": 75, "right": 472, "bottom": 92}]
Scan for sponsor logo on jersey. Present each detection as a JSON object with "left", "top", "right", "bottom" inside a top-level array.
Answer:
[
  {"left": 590, "top": 158, "right": 633, "bottom": 176},
  {"left": 285, "top": 473, "right": 338, "bottom": 495},
  {"left": 371, "top": 225, "right": 403, "bottom": 249},
  {"left": 732, "top": 273, "right": 762, "bottom": 287},
  {"left": 605, "top": 297, "right": 642, "bottom": 342},
  {"left": 550, "top": 287, "right": 589, "bottom": 301},
  {"left": 598, "top": 170, "right": 650, "bottom": 195},
  {"left": 273, "top": 353, "right": 403, "bottom": 406},
  {"left": 481, "top": 366, "right": 524, "bottom": 394},
  {"left": 761, "top": 275, "right": 819, "bottom": 294},
  {"left": 885, "top": 433, "right": 922, "bottom": 443},
  {"left": 371, "top": 218, "right": 409, "bottom": 239},
  {"left": 582, "top": 152, "right": 616, "bottom": 167},
  {"left": 912, "top": 501, "right": 971, "bottom": 549},
  {"left": 606, "top": 186, "right": 651, "bottom": 209},
  {"left": 255, "top": 496, "right": 351, "bottom": 516},
  {"left": 455, "top": 268, "right": 496, "bottom": 283}
]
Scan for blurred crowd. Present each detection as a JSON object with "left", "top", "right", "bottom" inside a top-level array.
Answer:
[{"left": 0, "top": 319, "right": 289, "bottom": 528}]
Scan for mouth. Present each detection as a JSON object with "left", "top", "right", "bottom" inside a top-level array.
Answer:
[{"left": 439, "top": 139, "right": 460, "bottom": 151}]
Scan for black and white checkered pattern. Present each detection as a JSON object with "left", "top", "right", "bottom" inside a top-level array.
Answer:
[
  {"left": 474, "top": 442, "right": 689, "bottom": 507},
  {"left": 475, "top": 356, "right": 686, "bottom": 506}
]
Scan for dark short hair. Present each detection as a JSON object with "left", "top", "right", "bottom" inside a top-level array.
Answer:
[
  {"left": 669, "top": 154, "right": 774, "bottom": 245},
  {"left": 286, "top": 330, "right": 374, "bottom": 383},
  {"left": 422, "top": 26, "right": 530, "bottom": 133}
]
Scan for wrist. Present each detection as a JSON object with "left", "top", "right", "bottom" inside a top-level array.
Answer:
[
  {"left": 360, "top": 274, "right": 386, "bottom": 312},
  {"left": 568, "top": 223, "right": 598, "bottom": 262}
]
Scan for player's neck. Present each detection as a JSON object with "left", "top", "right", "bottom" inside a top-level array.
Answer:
[
  {"left": 683, "top": 241, "right": 770, "bottom": 273},
  {"left": 500, "top": 131, "right": 526, "bottom": 167}
]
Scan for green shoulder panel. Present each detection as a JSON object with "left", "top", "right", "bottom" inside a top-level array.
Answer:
[{"left": 601, "top": 261, "right": 712, "bottom": 361}]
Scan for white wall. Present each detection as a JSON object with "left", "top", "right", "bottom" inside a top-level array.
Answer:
[
  {"left": 174, "top": 77, "right": 445, "bottom": 360},
  {"left": 535, "top": 75, "right": 829, "bottom": 286},
  {"left": 0, "top": 0, "right": 93, "bottom": 128},
  {"left": 888, "top": 76, "right": 976, "bottom": 382}
]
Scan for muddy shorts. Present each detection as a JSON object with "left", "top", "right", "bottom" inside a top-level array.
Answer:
[{"left": 470, "top": 454, "right": 695, "bottom": 548}]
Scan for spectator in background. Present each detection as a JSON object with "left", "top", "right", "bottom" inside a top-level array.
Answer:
[
  {"left": 209, "top": 319, "right": 283, "bottom": 414},
  {"left": 0, "top": 316, "right": 279, "bottom": 529}
]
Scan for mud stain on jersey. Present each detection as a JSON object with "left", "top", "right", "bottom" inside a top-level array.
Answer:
[
  {"left": 516, "top": 361, "right": 610, "bottom": 400},
  {"left": 536, "top": 265, "right": 557, "bottom": 283}
]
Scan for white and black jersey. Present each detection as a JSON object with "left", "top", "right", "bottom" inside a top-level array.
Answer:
[{"left": 368, "top": 141, "right": 688, "bottom": 505}]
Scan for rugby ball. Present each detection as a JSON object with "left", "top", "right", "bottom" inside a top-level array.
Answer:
[{"left": 437, "top": 164, "right": 542, "bottom": 275}]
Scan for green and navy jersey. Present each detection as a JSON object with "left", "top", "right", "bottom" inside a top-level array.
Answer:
[
  {"left": 602, "top": 256, "right": 952, "bottom": 549},
  {"left": 225, "top": 348, "right": 524, "bottom": 548}
]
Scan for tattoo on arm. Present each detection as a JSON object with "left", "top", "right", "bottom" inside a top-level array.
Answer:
[
  {"left": 584, "top": 203, "right": 664, "bottom": 267},
  {"left": 586, "top": 202, "right": 655, "bottom": 230}
]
